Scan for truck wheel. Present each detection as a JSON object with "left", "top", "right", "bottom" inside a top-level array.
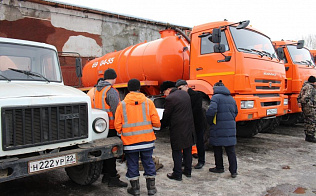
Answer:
[
  {"left": 280, "top": 113, "right": 302, "bottom": 126},
  {"left": 202, "top": 98, "right": 211, "bottom": 150},
  {"left": 236, "top": 120, "right": 262, "bottom": 137},
  {"left": 260, "top": 117, "right": 281, "bottom": 133},
  {"left": 65, "top": 161, "right": 103, "bottom": 185},
  {"left": 117, "top": 88, "right": 128, "bottom": 101}
]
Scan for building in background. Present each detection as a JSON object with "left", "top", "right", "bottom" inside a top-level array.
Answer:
[{"left": 0, "top": 0, "right": 190, "bottom": 86}]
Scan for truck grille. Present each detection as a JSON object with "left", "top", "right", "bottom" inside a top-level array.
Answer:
[
  {"left": 1, "top": 103, "right": 88, "bottom": 151},
  {"left": 255, "top": 79, "right": 281, "bottom": 90}
]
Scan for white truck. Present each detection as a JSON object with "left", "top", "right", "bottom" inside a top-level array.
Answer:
[{"left": 0, "top": 37, "right": 123, "bottom": 185}]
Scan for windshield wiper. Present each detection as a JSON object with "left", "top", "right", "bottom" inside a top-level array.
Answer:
[
  {"left": 251, "top": 49, "right": 265, "bottom": 57},
  {"left": 8, "top": 68, "right": 50, "bottom": 83},
  {"left": 294, "top": 60, "right": 310, "bottom": 66},
  {"left": 238, "top": 48, "right": 253, "bottom": 52},
  {"left": 0, "top": 74, "right": 11, "bottom": 82},
  {"left": 306, "top": 60, "right": 315, "bottom": 67},
  {"left": 261, "top": 51, "right": 273, "bottom": 59}
]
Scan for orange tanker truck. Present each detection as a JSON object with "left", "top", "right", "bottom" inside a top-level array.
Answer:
[
  {"left": 273, "top": 40, "right": 316, "bottom": 125},
  {"left": 81, "top": 20, "right": 288, "bottom": 137}
]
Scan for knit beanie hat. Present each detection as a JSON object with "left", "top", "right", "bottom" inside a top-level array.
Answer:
[
  {"left": 175, "top": 79, "right": 188, "bottom": 88},
  {"left": 214, "top": 80, "right": 224, "bottom": 87},
  {"left": 103, "top": 68, "right": 117, "bottom": 79},
  {"left": 160, "top": 81, "right": 176, "bottom": 93},
  {"left": 308, "top": 76, "right": 316, "bottom": 83},
  {"left": 128, "top": 79, "right": 141, "bottom": 91}
]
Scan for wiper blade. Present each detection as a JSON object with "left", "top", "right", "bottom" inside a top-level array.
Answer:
[
  {"left": 238, "top": 48, "right": 253, "bottom": 52},
  {"left": 261, "top": 51, "right": 273, "bottom": 59},
  {"left": 8, "top": 68, "right": 50, "bottom": 82},
  {"left": 306, "top": 60, "right": 315, "bottom": 67},
  {"left": 0, "top": 74, "right": 11, "bottom": 81},
  {"left": 251, "top": 49, "right": 265, "bottom": 57},
  {"left": 294, "top": 60, "right": 310, "bottom": 66}
]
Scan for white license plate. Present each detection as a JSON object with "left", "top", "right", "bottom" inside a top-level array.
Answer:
[
  {"left": 28, "top": 153, "right": 77, "bottom": 173},
  {"left": 267, "top": 108, "right": 277, "bottom": 115}
]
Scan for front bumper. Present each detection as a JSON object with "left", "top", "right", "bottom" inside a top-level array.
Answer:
[{"left": 0, "top": 137, "right": 123, "bottom": 183}]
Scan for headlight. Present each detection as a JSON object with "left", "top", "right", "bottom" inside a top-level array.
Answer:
[
  {"left": 283, "top": 98, "right": 288, "bottom": 105},
  {"left": 241, "top": 101, "right": 254, "bottom": 109},
  {"left": 93, "top": 118, "right": 107, "bottom": 133}
]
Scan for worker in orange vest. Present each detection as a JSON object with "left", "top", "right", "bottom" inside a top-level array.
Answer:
[
  {"left": 87, "top": 78, "right": 104, "bottom": 108},
  {"left": 115, "top": 79, "right": 161, "bottom": 196},
  {"left": 91, "top": 68, "right": 128, "bottom": 187}
]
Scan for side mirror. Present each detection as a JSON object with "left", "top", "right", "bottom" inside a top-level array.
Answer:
[
  {"left": 297, "top": 40, "right": 304, "bottom": 49},
  {"left": 236, "top": 20, "right": 250, "bottom": 29},
  {"left": 75, "top": 57, "right": 82, "bottom": 77},
  {"left": 209, "top": 28, "right": 221, "bottom": 43},
  {"left": 277, "top": 47, "right": 285, "bottom": 60},
  {"left": 214, "top": 44, "right": 226, "bottom": 53}
]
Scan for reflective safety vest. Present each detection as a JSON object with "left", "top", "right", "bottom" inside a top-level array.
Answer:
[
  {"left": 120, "top": 99, "right": 156, "bottom": 149},
  {"left": 93, "top": 86, "right": 118, "bottom": 129},
  {"left": 87, "top": 87, "right": 95, "bottom": 108}
]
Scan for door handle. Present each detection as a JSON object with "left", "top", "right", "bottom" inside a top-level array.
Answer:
[{"left": 196, "top": 67, "right": 203, "bottom": 71}]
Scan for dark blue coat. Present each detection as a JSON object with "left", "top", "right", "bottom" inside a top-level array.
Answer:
[{"left": 206, "top": 86, "right": 238, "bottom": 146}]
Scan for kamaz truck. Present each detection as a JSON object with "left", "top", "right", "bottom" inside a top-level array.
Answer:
[
  {"left": 273, "top": 40, "right": 316, "bottom": 125},
  {"left": 0, "top": 37, "right": 123, "bottom": 185},
  {"left": 79, "top": 20, "right": 288, "bottom": 138}
]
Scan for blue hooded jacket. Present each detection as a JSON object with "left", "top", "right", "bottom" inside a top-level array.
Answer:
[{"left": 206, "top": 85, "right": 238, "bottom": 146}]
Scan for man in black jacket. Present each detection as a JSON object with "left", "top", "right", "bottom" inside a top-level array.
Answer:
[
  {"left": 176, "top": 79, "right": 206, "bottom": 169},
  {"left": 160, "top": 81, "right": 195, "bottom": 181}
]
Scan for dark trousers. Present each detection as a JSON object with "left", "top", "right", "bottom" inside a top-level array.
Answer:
[
  {"left": 172, "top": 146, "right": 192, "bottom": 177},
  {"left": 213, "top": 145, "right": 237, "bottom": 174},
  {"left": 125, "top": 149, "right": 156, "bottom": 179},
  {"left": 196, "top": 129, "right": 205, "bottom": 164},
  {"left": 102, "top": 129, "right": 118, "bottom": 177}
]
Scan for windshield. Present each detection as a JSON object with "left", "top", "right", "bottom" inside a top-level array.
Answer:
[
  {"left": 287, "top": 46, "right": 315, "bottom": 66},
  {"left": 230, "top": 27, "right": 278, "bottom": 59},
  {"left": 0, "top": 42, "right": 62, "bottom": 82}
]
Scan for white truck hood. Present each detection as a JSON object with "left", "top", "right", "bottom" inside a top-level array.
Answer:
[{"left": 0, "top": 82, "right": 85, "bottom": 99}]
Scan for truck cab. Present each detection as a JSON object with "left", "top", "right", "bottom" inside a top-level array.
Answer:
[
  {"left": 273, "top": 40, "right": 316, "bottom": 125},
  {"left": 189, "top": 21, "right": 288, "bottom": 136},
  {"left": 0, "top": 37, "right": 123, "bottom": 184}
]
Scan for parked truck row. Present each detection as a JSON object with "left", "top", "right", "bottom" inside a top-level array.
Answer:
[{"left": 79, "top": 20, "right": 293, "bottom": 138}]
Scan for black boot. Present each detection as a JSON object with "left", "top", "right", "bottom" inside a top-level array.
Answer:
[
  {"left": 305, "top": 135, "right": 316, "bottom": 143},
  {"left": 146, "top": 178, "right": 157, "bottom": 195},
  {"left": 127, "top": 179, "right": 140, "bottom": 196},
  {"left": 108, "top": 174, "right": 128, "bottom": 187},
  {"left": 101, "top": 173, "right": 110, "bottom": 183}
]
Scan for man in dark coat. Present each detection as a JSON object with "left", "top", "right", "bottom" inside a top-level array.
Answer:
[
  {"left": 160, "top": 81, "right": 195, "bottom": 181},
  {"left": 175, "top": 79, "right": 207, "bottom": 169},
  {"left": 206, "top": 80, "right": 238, "bottom": 178}
]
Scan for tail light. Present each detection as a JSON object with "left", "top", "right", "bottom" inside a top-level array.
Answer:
[{"left": 111, "top": 146, "right": 119, "bottom": 156}]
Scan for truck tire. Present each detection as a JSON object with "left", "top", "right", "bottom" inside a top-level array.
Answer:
[
  {"left": 236, "top": 120, "right": 262, "bottom": 137},
  {"left": 260, "top": 117, "right": 281, "bottom": 133},
  {"left": 118, "top": 88, "right": 128, "bottom": 101},
  {"left": 65, "top": 161, "right": 103, "bottom": 185},
  {"left": 280, "top": 113, "right": 302, "bottom": 126},
  {"left": 202, "top": 98, "right": 211, "bottom": 150}
]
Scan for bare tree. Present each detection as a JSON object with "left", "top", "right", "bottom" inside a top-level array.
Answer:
[{"left": 301, "top": 34, "right": 316, "bottom": 49}]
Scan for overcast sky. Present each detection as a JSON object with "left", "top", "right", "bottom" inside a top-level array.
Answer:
[{"left": 55, "top": 0, "right": 316, "bottom": 42}]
